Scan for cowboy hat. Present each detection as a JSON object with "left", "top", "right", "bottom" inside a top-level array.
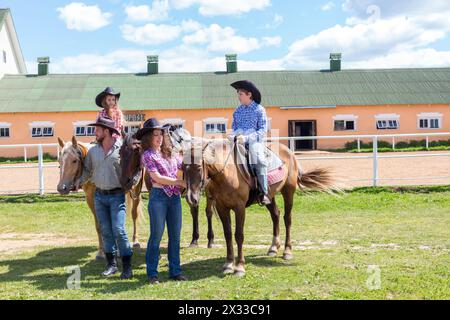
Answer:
[
  {"left": 88, "top": 116, "right": 120, "bottom": 136},
  {"left": 135, "top": 118, "right": 165, "bottom": 140},
  {"left": 95, "top": 87, "right": 121, "bottom": 108},
  {"left": 230, "top": 80, "right": 261, "bottom": 104}
]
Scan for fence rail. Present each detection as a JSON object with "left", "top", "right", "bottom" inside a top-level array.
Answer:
[{"left": 1, "top": 132, "right": 450, "bottom": 195}]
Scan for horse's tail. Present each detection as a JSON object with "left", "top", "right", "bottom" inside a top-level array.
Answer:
[{"left": 297, "top": 167, "right": 335, "bottom": 192}]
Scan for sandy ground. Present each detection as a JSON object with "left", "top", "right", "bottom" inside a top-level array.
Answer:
[{"left": 0, "top": 150, "right": 450, "bottom": 194}]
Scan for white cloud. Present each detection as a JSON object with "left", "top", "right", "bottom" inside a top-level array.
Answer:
[
  {"left": 265, "top": 14, "right": 284, "bottom": 29},
  {"left": 57, "top": 2, "right": 112, "bottom": 31},
  {"left": 183, "top": 24, "right": 280, "bottom": 54},
  {"left": 321, "top": 2, "right": 335, "bottom": 11},
  {"left": 170, "top": 0, "right": 270, "bottom": 16},
  {"left": 284, "top": 8, "right": 450, "bottom": 69},
  {"left": 125, "top": 1, "right": 170, "bottom": 23},
  {"left": 120, "top": 23, "right": 182, "bottom": 45}
]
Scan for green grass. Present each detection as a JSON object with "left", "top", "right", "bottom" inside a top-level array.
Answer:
[
  {"left": 0, "top": 187, "right": 449, "bottom": 300},
  {"left": 0, "top": 153, "right": 58, "bottom": 165}
]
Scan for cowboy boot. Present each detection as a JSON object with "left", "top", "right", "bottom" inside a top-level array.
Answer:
[
  {"left": 120, "top": 255, "right": 133, "bottom": 280},
  {"left": 102, "top": 252, "right": 118, "bottom": 277},
  {"left": 257, "top": 173, "right": 271, "bottom": 205}
]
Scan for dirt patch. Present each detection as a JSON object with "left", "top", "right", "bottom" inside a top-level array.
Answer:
[{"left": 0, "top": 233, "right": 91, "bottom": 254}]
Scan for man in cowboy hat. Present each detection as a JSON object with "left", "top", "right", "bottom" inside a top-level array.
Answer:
[
  {"left": 80, "top": 116, "right": 133, "bottom": 280},
  {"left": 229, "top": 80, "right": 271, "bottom": 205}
]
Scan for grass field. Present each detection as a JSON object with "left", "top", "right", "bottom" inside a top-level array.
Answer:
[{"left": 0, "top": 187, "right": 449, "bottom": 300}]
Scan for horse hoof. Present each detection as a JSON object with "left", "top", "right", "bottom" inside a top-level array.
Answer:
[
  {"left": 133, "top": 242, "right": 141, "bottom": 249},
  {"left": 267, "top": 250, "right": 278, "bottom": 257},
  {"left": 283, "top": 253, "right": 293, "bottom": 260},
  {"left": 207, "top": 242, "right": 215, "bottom": 249},
  {"left": 189, "top": 242, "right": 199, "bottom": 248},
  {"left": 223, "top": 267, "right": 234, "bottom": 275},
  {"left": 234, "top": 270, "right": 246, "bottom": 278}
]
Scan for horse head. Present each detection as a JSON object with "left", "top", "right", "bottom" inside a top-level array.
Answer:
[
  {"left": 119, "top": 131, "right": 142, "bottom": 192},
  {"left": 57, "top": 136, "right": 86, "bottom": 195}
]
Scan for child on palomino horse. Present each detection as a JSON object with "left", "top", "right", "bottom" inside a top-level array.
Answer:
[
  {"left": 95, "top": 87, "right": 124, "bottom": 140},
  {"left": 229, "top": 80, "right": 271, "bottom": 205},
  {"left": 136, "top": 118, "right": 188, "bottom": 285},
  {"left": 79, "top": 116, "right": 134, "bottom": 280}
]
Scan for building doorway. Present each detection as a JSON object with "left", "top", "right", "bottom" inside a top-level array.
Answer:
[{"left": 288, "top": 120, "right": 317, "bottom": 151}]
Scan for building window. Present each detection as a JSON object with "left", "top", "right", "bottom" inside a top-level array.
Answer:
[
  {"left": 75, "top": 126, "right": 86, "bottom": 136},
  {"left": 86, "top": 126, "right": 95, "bottom": 136},
  {"left": 266, "top": 118, "right": 272, "bottom": 132},
  {"left": 418, "top": 113, "right": 442, "bottom": 129},
  {"left": 160, "top": 118, "right": 185, "bottom": 130},
  {"left": 74, "top": 122, "right": 96, "bottom": 136},
  {"left": 0, "top": 127, "right": 10, "bottom": 137},
  {"left": 31, "top": 127, "right": 53, "bottom": 137},
  {"left": 375, "top": 114, "right": 400, "bottom": 130},
  {"left": 204, "top": 118, "right": 228, "bottom": 134},
  {"left": 376, "top": 119, "right": 399, "bottom": 130},
  {"left": 333, "top": 115, "right": 357, "bottom": 132},
  {"left": 334, "top": 120, "right": 355, "bottom": 131},
  {"left": 2, "top": 51, "right": 6, "bottom": 63}
]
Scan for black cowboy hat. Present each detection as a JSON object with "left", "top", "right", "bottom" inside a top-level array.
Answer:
[
  {"left": 230, "top": 80, "right": 261, "bottom": 104},
  {"left": 135, "top": 118, "right": 165, "bottom": 140},
  {"left": 88, "top": 116, "right": 120, "bottom": 135},
  {"left": 95, "top": 87, "right": 121, "bottom": 108}
]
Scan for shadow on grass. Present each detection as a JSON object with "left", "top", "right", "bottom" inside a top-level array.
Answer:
[{"left": 0, "top": 245, "right": 289, "bottom": 294}]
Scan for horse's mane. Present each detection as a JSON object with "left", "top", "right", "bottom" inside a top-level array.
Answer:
[{"left": 62, "top": 141, "right": 93, "bottom": 159}]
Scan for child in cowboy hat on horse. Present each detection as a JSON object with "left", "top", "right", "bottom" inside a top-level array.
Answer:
[
  {"left": 229, "top": 80, "right": 271, "bottom": 205},
  {"left": 95, "top": 87, "right": 125, "bottom": 140}
]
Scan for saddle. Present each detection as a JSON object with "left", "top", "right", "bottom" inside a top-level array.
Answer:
[{"left": 235, "top": 142, "right": 286, "bottom": 207}]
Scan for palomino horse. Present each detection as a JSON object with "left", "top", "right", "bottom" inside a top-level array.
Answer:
[
  {"left": 57, "top": 136, "right": 143, "bottom": 260},
  {"left": 177, "top": 134, "right": 334, "bottom": 276},
  {"left": 120, "top": 129, "right": 216, "bottom": 248}
]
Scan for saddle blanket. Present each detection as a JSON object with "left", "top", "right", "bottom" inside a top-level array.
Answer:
[{"left": 267, "top": 166, "right": 286, "bottom": 185}]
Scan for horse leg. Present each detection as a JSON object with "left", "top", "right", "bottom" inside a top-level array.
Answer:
[
  {"left": 131, "top": 195, "right": 141, "bottom": 249},
  {"left": 281, "top": 186, "right": 295, "bottom": 260},
  {"left": 86, "top": 187, "right": 105, "bottom": 260},
  {"left": 189, "top": 204, "right": 200, "bottom": 248},
  {"left": 218, "top": 206, "right": 234, "bottom": 274},
  {"left": 266, "top": 198, "right": 281, "bottom": 257},
  {"left": 206, "top": 198, "right": 215, "bottom": 248},
  {"left": 234, "top": 207, "right": 246, "bottom": 277}
]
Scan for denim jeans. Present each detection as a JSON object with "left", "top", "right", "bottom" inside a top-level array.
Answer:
[
  {"left": 146, "top": 188, "right": 183, "bottom": 278},
  {"left": 248, "top": 142, "right": 268, "bottom": 194},
  {"left": 94, "top": 191, "right": 132, "bottom": 257}
]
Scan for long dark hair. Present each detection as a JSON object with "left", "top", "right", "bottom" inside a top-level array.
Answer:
[{"left": 141, "top": 129, "right": 173, "bottom": 159}]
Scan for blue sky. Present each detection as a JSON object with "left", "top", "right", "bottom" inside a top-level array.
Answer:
[{"left": 3, "top": 0, "right": 450, "bottom": 73}]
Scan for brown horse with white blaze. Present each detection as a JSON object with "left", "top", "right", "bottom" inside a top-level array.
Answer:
[
  {"left": 57, "top": 135, "right": 142, "bottom": 260},
  {"left": 181, "top": 136, "right": 335, "bottom": 276}
]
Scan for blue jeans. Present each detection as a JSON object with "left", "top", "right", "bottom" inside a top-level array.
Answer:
[
  {"left": 94, "top": 191, "right": 132, "bottom": 257},
  {"left": 146, "top": 188, "right": 183, "bottom": 278},
  {"left": 248, "top": 142, "right": 268, "bottom": 194}
]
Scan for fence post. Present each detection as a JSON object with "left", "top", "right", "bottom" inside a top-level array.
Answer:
[
  {"left": 426, "top": 136, "right": 429, "bottom": 149},
  {"left": 357, "top": 138, "right": 361, "bottom": 152},
  {"left": 24, "top": 147, "right": 27, "bottom": 162},
  {"left": 290, "top": 137, "right": 295, "bottom": 152},
  {"left": 38, "top": 145, "right": 44, "bottom": 196},
  {"left": 392, "top": 137, "right": 395, "bottom": 150},
  {"left": 373, "top": 136, "right": 378, "bottom": 187},
  {"left": 57, "top": 145, "right": 60, "bottom": 161}
]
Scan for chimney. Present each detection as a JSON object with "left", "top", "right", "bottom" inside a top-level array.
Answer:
[
  {"left": 37, "top": 57, "right": 50, "bottom": 76},
  {"left": 147, "top": 55, "right": 159, "bottom": 75},
  {"left": 330, "top": 53, "right": 342, "bottom": 72},
  {"left": 226, "top": 54, "right": 238, "bottom": 73}
]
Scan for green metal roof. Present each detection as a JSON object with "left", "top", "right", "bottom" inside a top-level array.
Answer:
[{"left": 0, "top": 68, "right": 449, "bottom": 113}]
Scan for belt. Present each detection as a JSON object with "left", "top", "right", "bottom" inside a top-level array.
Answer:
[{"left": 96, "top": 187, "right": 123, "bottom": 195}]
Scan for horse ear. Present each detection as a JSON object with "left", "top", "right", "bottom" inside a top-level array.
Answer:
[
  {"left": 58, "top": 137, "right": 65, "bottom": 148},
  {"left": 72, "top": 136, "right": 78, "bottom": 148}
]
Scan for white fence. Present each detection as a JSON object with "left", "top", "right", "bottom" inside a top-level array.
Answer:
[{"left": 1, "top": 132, "right": 450, "bottom": 195}]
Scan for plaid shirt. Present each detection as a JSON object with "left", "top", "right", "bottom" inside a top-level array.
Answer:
[
  {"left": 97, "top": 107, "right": 124, "bottom": 138},
  {"left": 141, "top": 149, "right": 182, "bottom": 197},
  {"left": 231, "top": 101, "right": 267, "bottom": 144}
]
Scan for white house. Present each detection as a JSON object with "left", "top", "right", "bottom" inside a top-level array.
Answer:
[{"left": 0, "top": 8, "right": 26, "bottom": 79}]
